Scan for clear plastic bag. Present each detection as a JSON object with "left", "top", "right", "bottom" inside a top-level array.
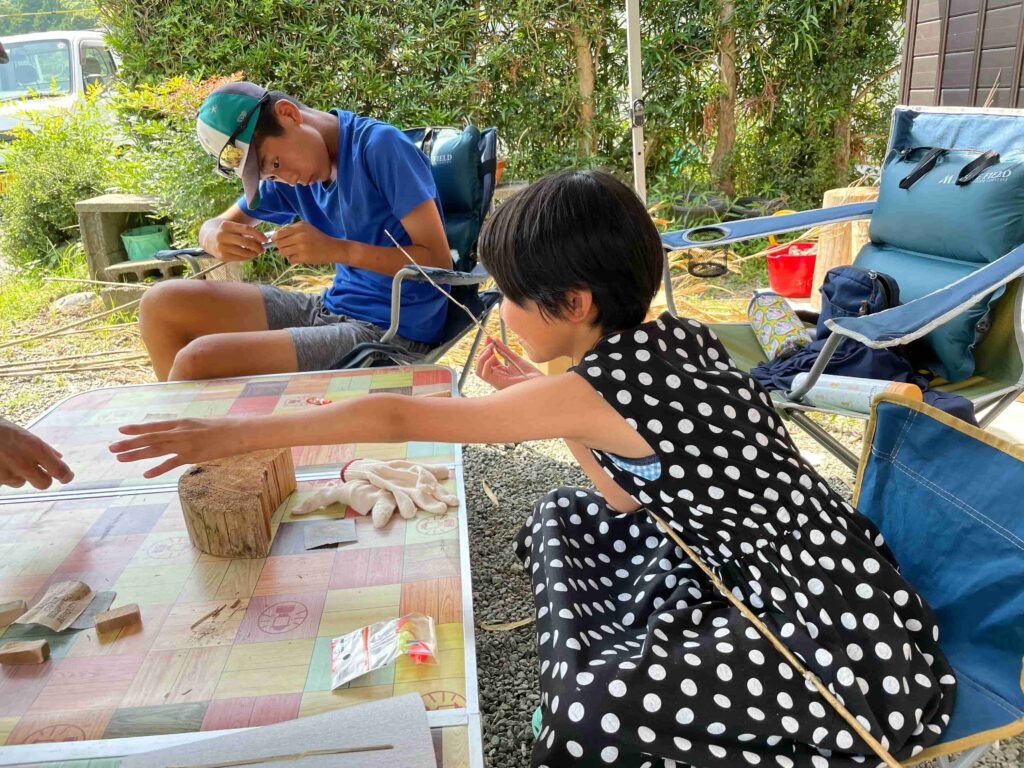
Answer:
[{"left": 330, "top": 612, "right": 437, "bottom": 689}]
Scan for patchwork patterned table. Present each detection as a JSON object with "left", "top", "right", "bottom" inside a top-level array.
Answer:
[{"left": 0, "top": 367, "right": 481, "bottom": 768}]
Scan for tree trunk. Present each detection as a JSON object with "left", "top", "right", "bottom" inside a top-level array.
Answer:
[
  {"left": 709, "top": 1, "right": 737, "bottom": 195},
  {"left": 832, "top": 112, "right": 852, "bottom": 185},
  {"left": 572, "top": 24, "right": 597, "bottom": 158}
]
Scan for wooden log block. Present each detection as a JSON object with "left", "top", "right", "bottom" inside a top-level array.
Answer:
[
  {"left": 95, "top": 603, "right": 141, "bottom": 633},
  {"left": 809, "top": 186, "right": 880, "bottom": 310},
  {"left": 0, "top": 599, "right": 27, "bottom": 628},
  {"left": 0, "top": 639, "right": 49, "bottom": 665},
  {"left": 178, "top": 449, "right": 296, "bottom": 559}
]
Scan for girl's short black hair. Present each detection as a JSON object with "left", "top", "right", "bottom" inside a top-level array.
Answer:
[{"left": 479, "top": 169, "right": 663, "bottom": 333}]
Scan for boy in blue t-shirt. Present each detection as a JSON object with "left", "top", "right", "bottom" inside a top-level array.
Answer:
[{"left": 138, "top": 81, "right": 452, "bottom": 381}]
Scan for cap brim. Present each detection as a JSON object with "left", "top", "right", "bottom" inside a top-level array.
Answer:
[{"left": 240, "top": 141, "right": 261, "bottom": 209}]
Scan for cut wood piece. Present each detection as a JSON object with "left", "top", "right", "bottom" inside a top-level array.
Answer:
[
  {"left": 810, "top": 186, "right": 880, "bottom": 309},
  {"left": 0, "top": 639, "right": 49, "bottom": 665},
  {"left": 178, "top": 448, "right": 296, "bottom": 559},
  {"left": 0, "top": 599, "right": 27, "bottom": 628},
  {"left": 95, "top": 603, "right": 142, "bottom": 633}
]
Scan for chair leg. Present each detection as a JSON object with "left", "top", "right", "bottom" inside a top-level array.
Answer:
[
  {"left": 785, "top": 411, "right": 860, "bottom": 472},
  {"left": 976, "top": 388, "right": 1022, "bottom": 428},
  {"left": 458, "top": 322, "right": 488, "bottom": 395},
  {"left": 945, "top": 744, "right": 993, "bottom": 768}
]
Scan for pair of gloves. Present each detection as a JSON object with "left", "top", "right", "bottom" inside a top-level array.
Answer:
[{"left": 292, "top": 459, "right": 458, "bottom": 528}]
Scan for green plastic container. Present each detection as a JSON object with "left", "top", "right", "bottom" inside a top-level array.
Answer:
[{"left": 121, "top": 224, "right": 171, "bottom": 262}]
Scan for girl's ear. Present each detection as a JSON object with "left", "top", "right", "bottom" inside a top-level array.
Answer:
[{"left": 564, "top": 288, "right": 597, "bottom": 325}]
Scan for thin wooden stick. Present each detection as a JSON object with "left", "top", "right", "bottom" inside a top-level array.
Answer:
[
  {"left": 49, "top": 323, "right": 139, "bottom": 338},
  {"left": 0, "top": 298, "right": 142, "bottom": 351},
  {"left": 1, "top": 261, "right": 224, "bottom": 351},
  {"left": 168, "top": 744, "right": 392, "bottom": 768},
  {"left": 0, "top": 349, "right": 146, "bottom": 370},
  {"left": 43, "top": 276, "right": 149, "bottom": 290},
  {"left": 383, "top": 229, "right": 530, "bottom": 376},
  {"left": 0, "top": 358, "right": 151, "bottom": 378},
  {"left": 648, "top": 511, "right": 901, "bottom": 768}
]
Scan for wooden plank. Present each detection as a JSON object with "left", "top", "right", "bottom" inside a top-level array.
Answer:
[
  {"left": 0, "top": 640, "right": 49, "bottom": 666},
  {"left": 95, "top": 603, "right": 142, "bottom": 634}
]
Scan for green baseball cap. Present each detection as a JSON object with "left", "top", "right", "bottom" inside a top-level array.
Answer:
[{"left": 196, "top": 81, "right": 269, "bottom": 208}]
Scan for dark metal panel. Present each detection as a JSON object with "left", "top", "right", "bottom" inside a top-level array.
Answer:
[{"left": 903, "top": 0, "right": 1024, "bottom": 106}]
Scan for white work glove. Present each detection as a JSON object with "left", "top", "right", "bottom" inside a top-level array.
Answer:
[{"left": 292, "top": 459, "right": 457, "bottom": 528}]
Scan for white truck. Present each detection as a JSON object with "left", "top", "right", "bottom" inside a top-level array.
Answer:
[{"left": 0, "top": 30, "right": 118, "bottom": 189}]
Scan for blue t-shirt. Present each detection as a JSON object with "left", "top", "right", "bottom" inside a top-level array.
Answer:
[{"left": 238, "top": 110, "right": 448, "bottom": 344}]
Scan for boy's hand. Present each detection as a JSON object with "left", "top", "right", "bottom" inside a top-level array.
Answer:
[
  {"left": 200, "top": 219, "right": 265, "bottom": 262},
  {"left": 475, "top": 337, "right": 542, "bottom": 391},
  {"left": 0, "top": 418, "right": 74, "bottom": 489},
  {"left": 110, "top": 418, "right": 244, "bottom": 478},
  {"left": 270, "top": 221, "right": 340, "bottom": 265}
]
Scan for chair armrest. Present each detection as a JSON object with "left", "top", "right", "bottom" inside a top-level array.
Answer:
[
  {"left": 661, "top": 201, "right": 875, "bottom": 250},
  {"left": 400, "top": 263, "right": 490, "bottom": 287},
  {"left": 825, "top": 243, "right": 1024, "bottom": 348},
  {"left": 382, "top": 264, "right": 491, "bottom": 344}
]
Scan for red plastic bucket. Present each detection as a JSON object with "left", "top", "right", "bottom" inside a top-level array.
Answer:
[{"left": 765, "top": 241, "right": 817, "bottom": 298}]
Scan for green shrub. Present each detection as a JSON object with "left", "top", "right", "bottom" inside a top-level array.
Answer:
[
  {"left": 0, "top": 95, "right": 118, "bottom": 268},
  {"left": 107, "top": 76, "right": 244, "bottom": 247}
]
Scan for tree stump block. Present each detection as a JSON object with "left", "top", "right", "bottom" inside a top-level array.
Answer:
[{"left": 178, "top": 449, "right": 296, "bottom": 559}]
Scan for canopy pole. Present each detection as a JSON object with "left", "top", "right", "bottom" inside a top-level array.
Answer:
[
  {"left": 627, "top": 1, "right": 677, "bottom": 317},
  {"left": 626, "top": 0, "right": 646, "bottom": 204}
]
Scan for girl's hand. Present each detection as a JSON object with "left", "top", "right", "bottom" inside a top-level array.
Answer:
[
  {"left": 109, "top": 417, "right": 245, "bottom": 478},
  {"left": 475, "top": 336, "right": 543, "bottom": 391}
]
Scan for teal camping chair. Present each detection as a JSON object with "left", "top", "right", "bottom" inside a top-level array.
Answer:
[
  {"left": 156, "top": 124, "right": 501, "bottom": 394},
  {"left": 661, "top": 106, "right": 1024, "bottom": 469},
  {"left": 855, "top": 393, "right": 1024, "bottom": 767}
]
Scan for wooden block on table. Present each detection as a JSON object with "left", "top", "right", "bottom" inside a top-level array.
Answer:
[
  {"left": 95, "top": 603, "right": 142, "bottom": 634},
  {"left": 0, "top": 599, "right": 27, "bottom": 628},
  {"left": 0, "top": 639, "right": 50, "bottom": 665},
  {"left": 179, "top": 448, "right": 296, "bottom": 559}
]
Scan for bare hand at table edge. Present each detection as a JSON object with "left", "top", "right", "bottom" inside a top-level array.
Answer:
[
  {"left": 0, "top": 418, "right": 74, "bottom": 489},
  {"left": 475, "top": 336, "right": 543, "bottom": 391}
]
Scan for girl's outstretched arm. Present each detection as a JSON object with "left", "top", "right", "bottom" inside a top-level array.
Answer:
[{"left": 110, "top": 371, "right": 654, "bottom": 479}]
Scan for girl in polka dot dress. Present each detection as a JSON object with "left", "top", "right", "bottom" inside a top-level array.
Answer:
[{"left": 112, "top": 170, "right": 954, "bottom": 768}]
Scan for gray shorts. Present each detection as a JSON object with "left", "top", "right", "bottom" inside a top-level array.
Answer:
[{"left": 260, "top": 286, "right": 431, "bottom": 371}]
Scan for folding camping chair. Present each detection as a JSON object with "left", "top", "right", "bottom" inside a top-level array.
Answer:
[
  {"left": 157, "top": 124, "right": 501, "bottom": 394},
  {"left": 660, "top": 106, "right": 1024, "bottom": 470},
  {"left": 855, "top": 393, "right": 1024, "bottom": 767}
]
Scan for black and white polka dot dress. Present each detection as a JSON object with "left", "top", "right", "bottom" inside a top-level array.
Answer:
[{"left": 513, "top": 312, "right": 954, "bottom": 768}]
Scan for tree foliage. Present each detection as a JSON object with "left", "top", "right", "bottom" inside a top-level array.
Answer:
[
  {"left": 98, "top": 0, "right": 904, "bottom": 209},
  {"left": 0, "top": 0, "right": 99, "bottom": 36}
]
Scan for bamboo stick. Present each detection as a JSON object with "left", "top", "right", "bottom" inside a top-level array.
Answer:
[
  {"left": 43, "top": 276, "right": 149, "bottom": 290},
  {"left": 1, "top": 261, "right": 224, "bottom": 351},
  {"left": 0, "top": 361, "right": 150, "bottom": 378},
  {"left": 0, "top": 349, "right": 147, "bottom": 371}
]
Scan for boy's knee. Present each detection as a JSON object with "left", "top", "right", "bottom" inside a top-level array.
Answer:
[
  {"left": 139, "top": 280, "right": 213, "bottom": 326},
  {"left": 168, "top": 336, "right": 220, "bottom": 380}
]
